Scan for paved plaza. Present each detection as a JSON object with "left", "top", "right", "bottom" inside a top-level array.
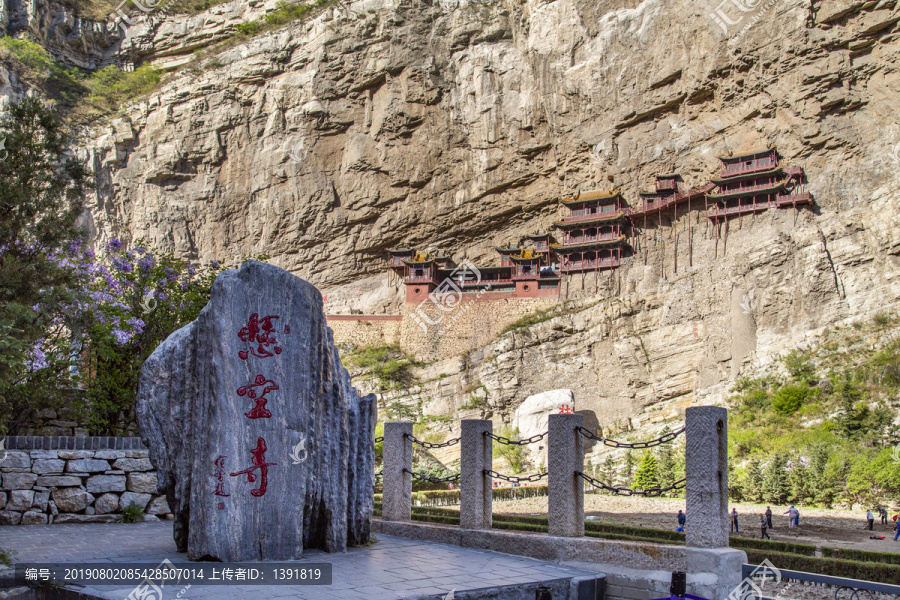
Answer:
[{"left": 0, "top": 522, "right": 598, "bottom": 599}]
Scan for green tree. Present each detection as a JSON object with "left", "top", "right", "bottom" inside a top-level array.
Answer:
[
  {"left": 761, "top": 453, "right": 790, "bottom": 504},
  {"left": 0, "top": 97, "right": 89, "bottom": 432},
  {"left": 771, "top": 384, "right": 810, "bottom": 415},
  {"left": 599, "top": 455, "right": 618, "bottom": 488},
  {"left": 634, "top": 451, "right": 660, "bottom": 491},
  {"left": 622, "top": 450, "right": 636, "bottom": 485},
  {"left": 492, "top": 426, "right": 528, "bottom": 474},
  {"left": 743, "top": 459, "right": 765, "bottom": 503},
  {"left": 656, "top": 437, "right": 679, "bottom": 495}
]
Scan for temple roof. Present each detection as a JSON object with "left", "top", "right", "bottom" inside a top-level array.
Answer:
[
  {"left": 554, "top": 211, "right": 626, "bottom": 227},
  {"left": 551, "top": 235, "right": 627, "bottom": 251},
  {"left": 718, "top": 145, "right": 778, "bottom": 163},
  {"left": 387, "top": 247, "right": 414, "bottom": 255},
  {"left": 707, "top": 179, "right": 788, "bottom": 201},
  {"left": 495, "top": 244, "right": 522, "bottom": 254},
  {"left": 560, "top": 189, "right": 621, "bottom": 205},
  {"left": 525, "top": 232, "right": 551, "bottom": 239},
  {"left": 711, "top": 165, "right": 784, "bottom": 185}
]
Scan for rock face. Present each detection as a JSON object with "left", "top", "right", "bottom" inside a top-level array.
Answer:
[
  {"left": 514, "top": 389, "right": 574, "bottom": 466},
  {"left": 136, "top": 261, "right": 376, "bottom": 561}
]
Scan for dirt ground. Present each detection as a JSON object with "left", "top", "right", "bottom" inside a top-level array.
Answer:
[{"left": 493, "top": 494, "right": 900, "bottom": 554}]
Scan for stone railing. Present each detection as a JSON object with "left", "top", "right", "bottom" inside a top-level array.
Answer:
[{"left": 0, "top": 437, "right": 169, "bottom": 525}]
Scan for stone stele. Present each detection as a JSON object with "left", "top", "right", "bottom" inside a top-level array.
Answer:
[{"left": 137, "top": 261, "right": 376, "bottom": 561}]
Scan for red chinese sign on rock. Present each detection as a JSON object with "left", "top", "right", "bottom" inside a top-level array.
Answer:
[
  {"left": 237, "top": 313, "right": 282, "bottom": 360},
  {"left": 213, "top": 455, "right": 230, "bottom": 509},
  {"left": 236, "top": 375, "right": 278, "bottom": 419},
  {"left": 230, "top": 438, "right": 277, "bottom": 497}
]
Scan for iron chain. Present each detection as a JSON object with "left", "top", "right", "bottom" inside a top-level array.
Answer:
[
  {"left": 485, "top": 431, "right": 548, "bottom": 446},
  {"left": 405, "top": 433, "right": 461, "bottom": 449},
  {"left": 374, "top": 437, "right": 384, "bottom": 443},
  {"left": 402, "top": 468, "right": 460, "bottom": 484},
  {"left": 576, "top": 426, "right": 685, "bottom": 449},
  {"left": 484, "top": 470, "right": 548, "bottom": 483},
  {"left": 577, "top": 472, "right": 686, "bottom": 497}
]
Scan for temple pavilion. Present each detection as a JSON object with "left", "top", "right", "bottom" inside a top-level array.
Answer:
[{"left": 551, "top": 189, "right": 629, "bottom": 273}]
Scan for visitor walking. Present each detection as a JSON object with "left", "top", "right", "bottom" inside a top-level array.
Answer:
[
  {"left": 882, "top": 507, "right": 889, "bottom": 525},
  {"left": 731, "top": 508, "right": 739, "bottom": 534},
  {"left": 867, "top": 509, "right": 875, "bottom": 531},
  {"left": 784, "top": 506, "right": 799, "bottom": 528},
  {"left": 760, "top": 514, "right": 770, "bottom": 540},
  {"left": 765, "top": 506, "right": 773, "bottom": 529},
  {"left": 677, "top": 510, "right": 686, "bottom": 528},
  {"left": 894, "top": 520, "right": 900, "bottom": 541}
]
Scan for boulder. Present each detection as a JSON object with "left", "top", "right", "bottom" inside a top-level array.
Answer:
[
  {"left": 119, "top": 492, "right": 153, "bottom": 511},
  {"left": 145, "top": 495, "right": 171, "bottom": 515},
  {"left": 32, "top": 459, "right": 65, "bottom": 474},
  {"left": 21, "top": 510, "right": 48, "bottom": 525},
  {"left": 513, "top": 389, "right": 575, "bottom": 467},
  {"left": 53, "top": 514, "right": 117, "bottom": 524},
  {"left": 114, "top": 458, "right": 153, "bottom": 472},
  {"left": 7, "top": 490, "right": 34, "bottom": 511},
  {"left": 51, "top": 488, "right": 94, "bottom": 513},
  {"left": 86, "top": 475, "right": 126, "bottom": 493},
  {"left": 137, "top": 262, "right": 376, "bottom": 561},
  {"left": 66, "top": 459, "right": 111, "bottom": 473},
  {"left": 94, "top": 493, "right": 120, "bottom": 514},
  {"left": 0, "top": 510, "right": 22, "bottom": 525},
  {"left": 1, "top": 472, "right": 37, "bottom": 490},
  {"left": 36, "top": 475, "right": 82, "bottom": 487},
  {"left": 126, "top": 472, "right": 158, "bottom": 494}
]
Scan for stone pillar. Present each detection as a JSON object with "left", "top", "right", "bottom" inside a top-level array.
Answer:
[
  {"left": 685, "top": 406, "right": 729, "bottom": 548},
  {"left": 382, "top": 422, "right": 413, "bottom": 522},
  {"left": 460, "top": 419, "right": 492, "bottom": 530},
  {"left": 548, "top": 413, "right": 584, "bottom": 537}
]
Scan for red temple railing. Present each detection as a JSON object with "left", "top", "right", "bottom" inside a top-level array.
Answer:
[
  {"left": 718, "top": 158, "right": 778, "bottom": 178},
  {"left": 559, "top": 257, "right": 620, "bottom": 272}
]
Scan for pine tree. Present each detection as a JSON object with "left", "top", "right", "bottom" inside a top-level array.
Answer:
[
  {"left": 657, "top": 440, "right": 676, "bottom": 495},
  {"left": 600, "top": 455, "right": 617, "bottom": 486},
  {"left": 622, "top": 450, "right": 636, "bottom": 485},
  {"left": 634, "top": 451, "right": 660, "bottom": 491},
  {"left": 761, "top": 453, "right": 790, "bottom": 504},
  {"left": 745, "top": 459, "right": 765, "bottom": 503}
]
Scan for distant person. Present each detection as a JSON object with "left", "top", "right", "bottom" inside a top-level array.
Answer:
[
  {"left": 759, "top": 513, "right": 770, "bottom": 540},
  {"left": 731, "top": 508, "right": 739, "bottom": 534},
  {"left": 677, "top": 510, "right": 686, "bottom": 527},
  {"left": 675, "top": 526, "right": 685, "bottom": 533},
  {"left": 867, "top": 510, "right": 875, "bottom": 531},
  {"left": 894, "top": 520, "right": 900, "bottom": 541},
  {"left": 765, "top": 506, "right": 774, "bottom": 530},
  {"left": 785, "top": 506, "right": 799, "bottom": 528},
  {"left": 882, "top": 507, "right": 889, "bottom": 525}
]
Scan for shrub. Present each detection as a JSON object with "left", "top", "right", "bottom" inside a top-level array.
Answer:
[
  {"left": 116, "top": 502, "right": 145, "bottom": 523},
  {"left": 745, "top": 550, "right": 900, "bottom": 585},
  {"left": 783, "top": 350, "right": 817, "bottom": 385},
  {"left": 771, "top": 384, "right": 810, "bottom": 414}
]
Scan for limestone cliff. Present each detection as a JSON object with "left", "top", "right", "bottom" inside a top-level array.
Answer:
[{"left": 6, "top": 0, "right": 900, "bottom": 438}]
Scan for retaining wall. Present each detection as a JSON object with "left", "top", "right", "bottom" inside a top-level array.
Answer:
[
  {"left": 326, "top": 315, "right": 402, "bottom": 348},
  {"left": 0, "top": 437, "right": 169, "bottom": 525}
]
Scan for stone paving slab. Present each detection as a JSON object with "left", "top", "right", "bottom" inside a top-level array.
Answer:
[{"left": 0, "top": 522, "right": 598, "bottom": 599}]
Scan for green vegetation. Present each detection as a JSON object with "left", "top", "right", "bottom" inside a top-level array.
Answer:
[
  {"left": 116, "top": 502, "right": 145, "bottom": 523},
  {"left": 729, "top": 313, "right": 900, "bottom": 508},
  {"left": 633, "top": 450, "right": 660, "bottom": 490},
  {"left": 234, "top": 0, "right": 337, "bottom": 36},
  {"left": 492, "top": 426, "right": 529, "bottom": 474},
  {"left": 0, "top": 546, "right": 17, "bottom": 566},
  {"left": 346, "top": 344, "right": 421, "bottom": 391},
  {"left": 0, "top": 37, "right": 161, "bottom": 124}
]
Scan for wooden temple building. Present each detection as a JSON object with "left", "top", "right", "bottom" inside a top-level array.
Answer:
[{"left": 387, "top": 146, "right": 812, "bottom": 299}]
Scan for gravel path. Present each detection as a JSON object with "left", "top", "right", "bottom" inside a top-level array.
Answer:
[{"left": 493, "top": 494, "right": 900, "bottom": 554}]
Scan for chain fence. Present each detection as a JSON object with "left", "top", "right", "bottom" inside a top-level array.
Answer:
[
  {"left": 577, "top": 472, "right": 686, "bottom": 497},
  {"left": 485, "top": 431, "right": 548, "bottom": 446},
  {"left": 374, "top": 436, "right": 383, "bottom": 443},
  {"left": 402, "top": 468, "right": 460, "bottom": 484},
  {"left": 576, "top": 426, "right": 685, "bottom": 449},
  {"left": 485, "top": 470, "right": 547, "bottom": 484},
  {"left": 405, "top": 433, "right": 461, "bottom": 449}
]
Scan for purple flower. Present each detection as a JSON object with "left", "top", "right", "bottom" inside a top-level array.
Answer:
[
  {"left": 29, "top": 342, "right": 48, "bottom": 370},
  {"left": 155, "top": 291, "right": 168, "bottom": 301},
  {"left": 112, "top": 328, "right": 131, "bottom": 345},
  {"left": 138, "top": 253, "right": 156, "bottom": 273},
  {"left": 82, "top": 248, "right": 96, "bottom": 260},
  {"left": 112, "top": 258, "right": 133, "bottom": 273},
  {"left": 134, "top": 246, "right": 146, "bottom": 255},
  {"left": 126, "top": 317, "right": 145, "bottom": 335},
  {"left": 180, "top": 280, "right": 189, "bottom": 291},
  {"left": 210, "top": 260, "right": 220, "bottom": 269},
  {"left": 187, "top": 264, "right": 197, "bottom": 276},
  {"left": 108, "top": 238, "right": 123, "bottom": 252},
  {"left": 126, "top": 250, "right": 135, "bottom": 260},
  {"left": 164, "top": 267, "right": 178, "bottom": 282}
]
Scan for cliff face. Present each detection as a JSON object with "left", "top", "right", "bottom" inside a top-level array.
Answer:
[{"left": 10, "top": 0, "right": 900, "bottom": 430}]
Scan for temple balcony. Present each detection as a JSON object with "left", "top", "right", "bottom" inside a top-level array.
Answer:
[
  {"left": 560, "top": 257, "right": 620, "bottom": 272},
  {"left": 405, "top": 275, "right": 436, "bottom": 284},
  {"left": 564, "top": 232, "right": 623, "bottom": 245},
  {"left": 718, "top": 158, "right": 778, "bottom": 178},
  {"left": 776, "top": 192, "right": 813, "bottom": 207},
  {"left": 707, "top": 199, "right": 777, "bottom": 219},
  {"left": 656, "top": 179, "right": 678, "bottom": 191},
  {"left": 558, "top": 210, "right": 622, "bottom": 224},
  {"left": 389, "top": 258, "right": 406, "bottom": 267}
]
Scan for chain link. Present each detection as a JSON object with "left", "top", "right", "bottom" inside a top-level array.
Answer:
[
  {"left": 577, "top": 472, "right": 686, "bottom": 497},
  {"left": 402, "top": 468, "right": 460, "bottom": 484},
  {"left": 374, "top": 437, "right": 384, "bottom": 443},
  {"left": 576, "top": 426, "right": 685, "bottom": 449},
  {"left": 404, "top": 433, "right": 461, "bottom": 448},
  {"left": 485, "top": 431, "right": 548, "bottom": 446},
  {"left": 374, "top": 469, "right": 383, "bottom": 477},
  {"left": 484, "top": 470, "right": 548, "bottom": 483}
]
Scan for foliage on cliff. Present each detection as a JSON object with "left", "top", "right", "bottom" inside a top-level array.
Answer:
[{"left": 728, "top": 314, "right": 900, "bottom": 508}]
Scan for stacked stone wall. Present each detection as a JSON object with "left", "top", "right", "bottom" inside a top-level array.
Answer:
[
  {"left": 400, "top": 296, "right": 558, "bottom": 360},
  {"left": 0, "top": 437, "right": 169, "bottom": 525},
  {"left": 326, "top": 315, "right": 402, "bottom": 348}
]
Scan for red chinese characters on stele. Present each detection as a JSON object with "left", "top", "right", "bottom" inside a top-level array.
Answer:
[
  {"left": 230, "top": 437, "right": 278, "bottom": 497},
  {"left": 236, "top": 375, "right": 278, "bottom": 419},
  {"left": 213, "top": 455, "right": 230, "bottom": 509},
  {"left": 237, "top": 313, "right": 283, "bottom": 359}
]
